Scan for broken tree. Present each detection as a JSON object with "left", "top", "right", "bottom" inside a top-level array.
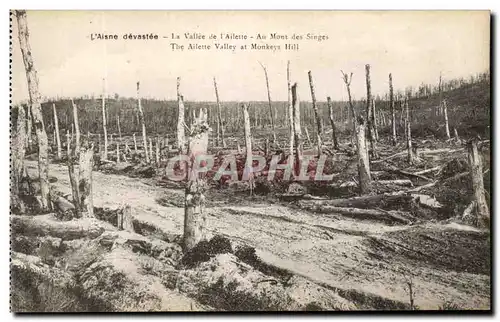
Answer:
[
  {"left": 177, "top": 77, "right": 186, "bottom": 154},
  {"left": 184, "top": 107, "right": 210, "bottom": 252},
  {"left": 308, "top": 71, "right": 323, "bottom": 156},
  {"left": 71, "top": 99, "right": 80, "bottom": 155},
  {"left": 365, "top": 64, "right": 378, "bottom": 158},
  {"left": 242, "top": 104, "right": 254, "bottom": 194},
  {"left": 287, "top": 61, "right": 294, "bottom": 156},
  {"left": 291, "top": 83, "right": 303, "bottom": 176},
  {"left": 355, "top": 117, "right": 372, "bottom": 194},
  {"left": 259, "top": 62, "right": 277, "bottom": 143},
  {"left": 213, "top": 77, "right": 226, "bottom": 148},
  {"left": 16, "top": 10, "right": 51, "bottom": 211},
  {"left": 389, "top": 73, "right": 397, "bottom": 145},
  {"left": 11, "top": 105, "right": 26, "bottom": 212},
  {"left": 405, "top": 97, "right": 414, "bottom": 164},
  {"left": 137, "top": 81, "right": 149, "bottom": 163},
  {"left": 101, "top": 78, "right": 108, "bottom": 160},
  {"left": 52, "top": 103, "right": 62, "bottom": 160},
  {"left": 327, "top": 97, "right": 339, "bottom": 150},
  {"left": 467, "top": 139, "right": 489, "bottom": 228}
]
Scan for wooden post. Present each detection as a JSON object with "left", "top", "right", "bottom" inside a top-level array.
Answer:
[
  {"left": 16, "top": 10, "right": 51, "bottom": 210},
  {"left": 291, "top": 83, "right": 303, "bottom": 176},
  {"left": 308, "top": 71, "right": 323, "bottom": 157},
  {"left": 356, "top": 117, "right": 372, "bottom": 194},
  {"left": 71, "top": 99, "right": 80, "bottom": 155},
  {"left": 405, "top": 97, "right": 414, "bottom": 164},
  {"left": 242, "top": 104, "right": 254, "bottom": 195},
  {"left": 79, "top": 142, "right": 94, "bottom": 218},
  {"left": 176, "top": 77, "right": 186, "bottom": 154},
  {"left": 52, "top": 103, "right": 62, "bottom": 159},
  {"left": 443, "top": 99, "right": 451, "bottom": 139},
  {"left": 365, "top": 65, "right": 378, "bottom": 158},
  {"left": 389, "top": 73, "right": 397, "bottom": 145},
  {"left": 101, "top": 78, "right": 108, "bottom": 160},
  {"left": 184, "top": 107, "right": 210, "bottom": 251},
  {"left": 327, "top": 97, "right": 339, "bottom": 150},
  {"left": 136, "top": 81, "right": 149, "bottom": 163},
  {"left": 287, "top": 61, "right": 294, "bottom": 157},
  {"left": 467, "top": 140, "right": 489, "bottom": 228},
  {"left": 259, "top": 62, "right": 276, "bottom": 143},
  {"left": 213, "top": 77, "right": 226, "bottom": 148}
]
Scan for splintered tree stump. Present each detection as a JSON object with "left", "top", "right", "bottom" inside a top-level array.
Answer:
[
  {"left": 327, "top": 97, "right": 339, "bottom": 150},
  {"left": 467, "top": 140, "right": 489, "bottom": 228},
  {"left": 78, "top": 142, "right": 94, "bottom": 218},
  {"left": 176, "top": 77, "right": 186, "bottom": 154},
  {"left": 389, "top": 73, "right": 397, "bottom": 145},
  {"left": 137, "top": 81, "right": 149, "bottom": 163},
  {"left": 291, "top": 83, "right": 303, "bottom": 176},
  {"left": 287, "top": 60, "right": 294, "bottom": 156},
  {"left": 308, "top": 70, "right": 323, "bottom": 156},
  {"left": 356, "top": 117, "right": 372, "bottom": 194},
  {"left": 52, "top": 103, "right": 62, "bottom": 159},
  {"left": 117, "top": 205, "right": 134, "bottom": 232}
]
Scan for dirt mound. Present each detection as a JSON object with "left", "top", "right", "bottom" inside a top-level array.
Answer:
[{"left": 182, "top": 235, "right": 233, "bottom": 268}]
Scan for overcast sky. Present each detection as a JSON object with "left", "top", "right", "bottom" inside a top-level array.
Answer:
[{"left": 11, "top": 10, "right": 490, "bottom": 104}]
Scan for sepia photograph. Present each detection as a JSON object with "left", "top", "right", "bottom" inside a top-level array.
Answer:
[{"left": 9, "top": 10, "right": 491, "bottom": 312}]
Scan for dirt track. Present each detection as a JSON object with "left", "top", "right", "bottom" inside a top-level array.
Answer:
[{"left": 27, "top": 160, "right": 490, "bottom": 310}]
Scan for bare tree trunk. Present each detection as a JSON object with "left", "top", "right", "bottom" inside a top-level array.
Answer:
[
  {"left": 26, "top": 104, "right": 32, "bottom": 150},
  {"left": 16, "top": 10, "right": 50, "bottom": 210},
  {"left": 116, "top": 139, "right": 120, "bottom": 163},
  {"left": 135, "top": 81, "right": 149, "bottom": 162},
  {"left": 356, "top": 118, "right": 372, "bottom": 194},
  {"left": 52, "top": 103, "right": 62, "bottom": 160},
  {"left": 242, "top": 104, "right": 254, "bottom": 195},
  {"left": 155, "top": 137, "right": 160, "bottom": 166},
  {"left": 389, "top": 73, "right": 397, "bottom": 145},
  {"left": 149, "top": 137, "right": 153, "bottom": 163},
  {"left": 264, "top": 138, "right": 269, "bottom": 156},
  {"left": 259, "top": 62, "right": 276, "bottom": 143},
  {"left": 184, "top": 108, "right": 210, "bottom": 251},
  {"left": 177, "top": 77, "right": 186, "bottom": 154},
  {"left": 467, "top": 140, "right": 489, "bottom": 228},
  {"left": 308, "top": 71, "right": 323, "bottom": 157},
  {"left": 11, "top": 105, "right": 26, "bottom": 210},
  {"left": 118, "top": 205, "right": 134, "bottom": 232},
  {"left": 304, "top": 127, "right": 312, "bottom": 148},
  {"left": 67, "top": 141, "right": 80, "bottom": 218},
  {"left": 79, "top": 142, "right": 94, "bottom": 218},
  {"left": 372, "top": 99, "right": 379, "bottom": 141},
  {"left": 365, "top": 65, "right": 378, "bottom": 158},
  {"left": 101, "top": 78, "right": 108, "bottom": 160},
  {"left": 341, "top": 71, "right": 357, "bottom": 136},
  {"left": 287, "top": 61, "right": 294, "bottom": 156},
  {"left": 213, "top": 77, "right": 226, "bottom": 148},
  {"left": 66, "top": 130, "right": 71, "bottom": 158},
  {"left": 443, "top": 99, "right": 451, "bottom": 139},
  {"left": 71, "top": 99, "right": 80, "bottom": 156},
  {"left": 327, "top": 97, "right": 339, "bottom": 150},
  {"left": 405, "top": 97, "right": 414, "bottom": 164},
  {"left": 437, "top": 72, "right": 443, "bottom": 117},
  {"left": 454, "top": 128, "right": 461, "bottom": 143},
  {"left": 117, "top": 114, "right": 122, "bottom": 141},
  {"left": 291, "top": 83, "right": 303, "bottom": 176}
]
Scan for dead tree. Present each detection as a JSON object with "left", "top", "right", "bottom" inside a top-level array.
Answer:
[
  {"left": 308, "top": 71, "right": 323, "bottom": 156},
  {"left": 78, "top": 142, "right": 94, "bottom": 218},
  {"left": 443, "top": 99, "right": 451, "bottom": 139},
  {"left": 467, "top": 140, "right": 489, "bottom": 228},
  {"left": 242, "top": 104, "right": 254, "bottom": 195},
  {"left": 341, "top": 71, "right": 357, "bottom": 136},
  {"left": 52, "top": 103, "right": 62, "bottom": 159},
  {"left": 135, "top": 81, "right": 149, "bottom": 163},
  {"left": 71, "top": 99, "right": 80, "bottom": 155},
  {"left": 26, "top": 104, "right": 32, "bottom": 150},
  {"left": 389, "top": 73, "right": 397, "bottom": 145},
  {"left": 11, "top": 105, "right": 26, "bottom": 211},
  {"left": 405, "top": 97, "right": 414, "bottom": 164},
  {"left": 365, "top": 64, "right": 378, "bottom": 158},
  {"left": 116, "top": 140, "right": 120, "bottom": 163},
  {"left": 437, "top": 72, "right": 443, "bottom": 117},
  {"left": 67, "top": 139, "right": 80, "bottom": 217},
  {"left": 16, "top": 10, "right": 50, "bottom": 210},
  {"left": 372, "top": 99, "right": 379, "bottom": 141},
  {"left": 291, "top": 83, "right": 303, "bottom": 176},
  {"left": 66, "top": 130, "right": 71, "bottom": 158},
  {"left": 258, "top": 62, "right": 276, "bottom": 143},
  {"left": 327, "top": 97, "right": 339, "bottom": 150},
  {"left": 176, "top": 77, "right": 186, "bottom": 154},
  {"left": 356, "top": 117, "right": 372, "bottom": 194},
  {"left": 213, "top": 77, "right": 226, "bottom": 148},
  {"left": 287, "top": 61, "right": 294, "bottom": 156},
  {"left": 155, "top": 137, "right": 160, "bottom": 165},
  {"left": 184, "top": 108, "right": 210, "bottom": 251},
  {"left": 117, "top": 205, "right": 134, "bottom": 232},
  {"left": 149, "top": 137, "right": 153, "bottom": 163},
  {"left": 133, "top": 132, "right": 138, "bottom": 154},
  {"left": 101, "top": 78, "right": 108, "bottom": 160},
  {"left": 117, "top": 114, "right": 122, "bottom": 141}
]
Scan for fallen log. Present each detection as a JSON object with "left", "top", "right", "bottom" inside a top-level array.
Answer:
[
  {"left": 297, "top": 202, "right": 411, "bottom": 224},
  {"left": 11, "top": 214, "right": 106, "bottom": 240},
  {"left": 329, "top": 179, "right": 413, "bottom": 189},
  {"left": 297, "top": 193, "right": 414, "bottom": 209},
  {"left": 413, "top": 166, "right": 442, "bottom": 175},
  {"left": 385, "top": 167, "right": 432, "bottom": 182}
]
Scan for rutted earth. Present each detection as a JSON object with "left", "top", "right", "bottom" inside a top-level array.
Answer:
[{"left": 25, "top": 160, "right": 490, "bottom": 310}]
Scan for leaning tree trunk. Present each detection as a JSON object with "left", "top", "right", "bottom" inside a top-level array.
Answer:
[
  {"left": 372, "top": 99, "right": 379, "bottom": 141},
  {"left": 287, "top": 61, "right": 294, "bottom": 156},
  {"left": 308, "top": 71, "right": 323, "bottom": 157},
  {"left": 78, "top": 142, "right": 94, "bottom": 218},
  {"left": 16, "top": 10, "right": 50, "bottom": 211},
  {"left": 101, "top": 78, "right": 108, "bottom": 160},
  {"left": 356, "top": 118, "right": 372, "bottom": 195},
  {"left": 184, "top": 108, "right": 210, "bottom": 252},
  {"left": 136, "top": 81, "right": 149, "bottom": 163},
  {"left": 389, "top": 73, "right": 397, "bottom": 145},
  {"left": 52, "top": 103, "right": 62, "bottom": 160},
  {"left": 177, "top": 77, "right": 186, "bottom": 154},
  {"left": 259, "top": 62, "right": 276, "bottom": 143},
  {"left": 365, "top": 64, "right": 378, "bottom": 158},
  {"left": 327, "top": 97, "right": 339, "bottom": 150},
  {"left": 11, "top": 105, "right": 26, "bottom": 211},
  {"left": 291, "top": 83, "right": 303, "bottom": 176},
  {"left": 242, "top": 104, "right": 254, "bottom": 195},
  {"left": 467, "top": 140, "right": 489, "bottom": 228},
  {"left": 213, "top": 77, "right": 226, "bottom": 148},
  {"left": 443, "top": 99, "right": 451, "bottom": 139},
  {"left": 71, "top": 99, "right": 80, "bottom": 156}
]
